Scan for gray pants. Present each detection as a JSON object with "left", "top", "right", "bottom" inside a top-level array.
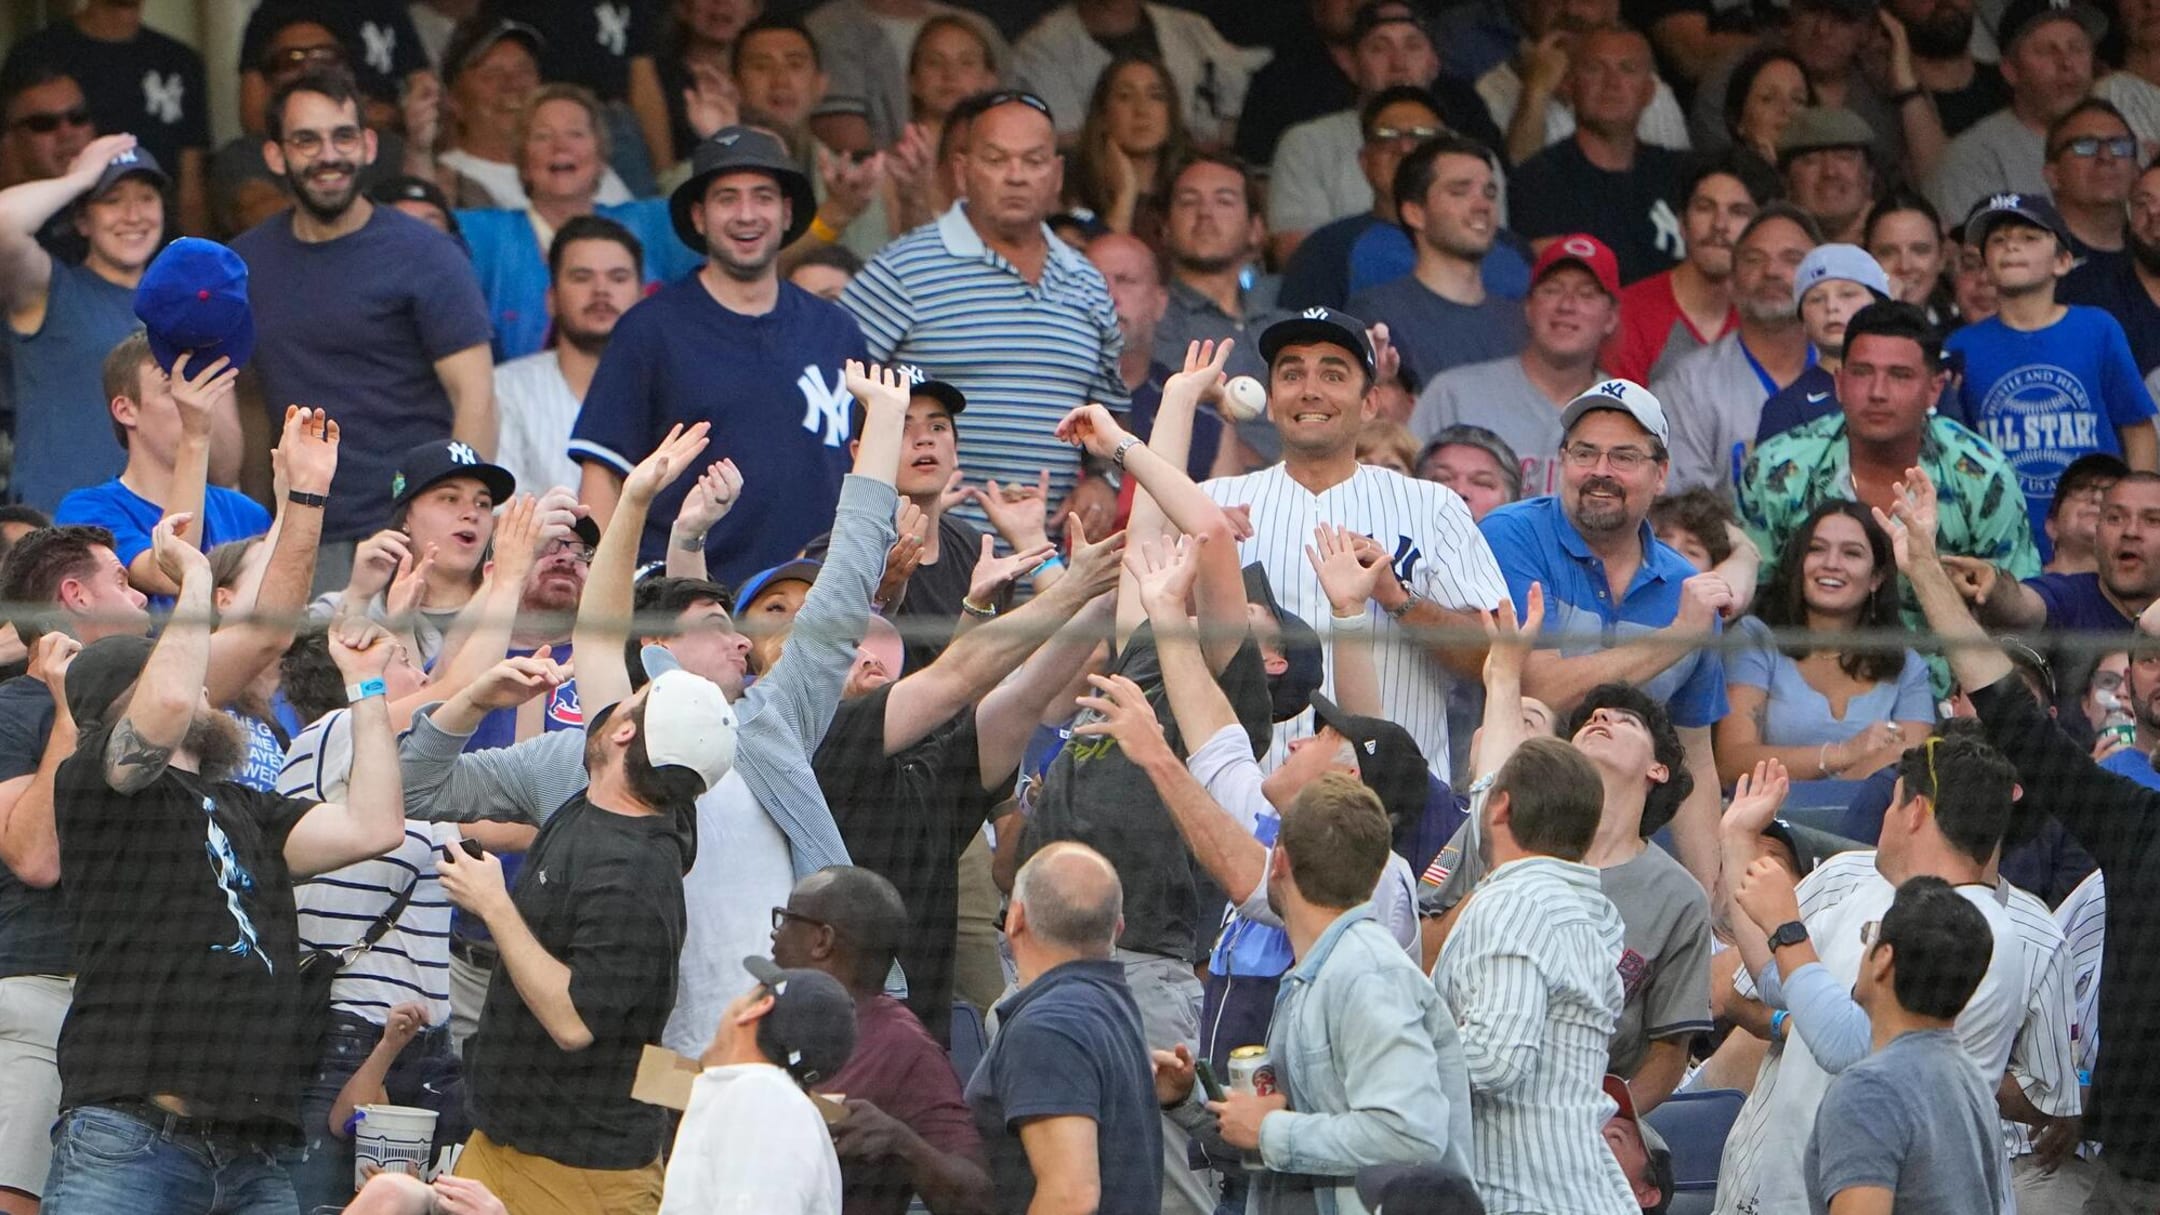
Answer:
[
  {"left": 2083, "top": 1155, "right": 2160, "bottom": 1214},
  {"left": 2016, "top": 1154, "right": 2099, "bottom": 1215},
  {"left": 448, "top": 950, "right": 491, "bottom": 1059},
  {"left": 1117, "top": 949, "right": 1212, "bottom": 1215}
]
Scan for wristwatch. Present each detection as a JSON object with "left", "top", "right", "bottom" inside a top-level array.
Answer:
[
  {"left": 287, "top": 489, "right": 328, "bottom": 509},
  {"left": 1768, "top": 920, "right": 1810, "bottom": 950}
]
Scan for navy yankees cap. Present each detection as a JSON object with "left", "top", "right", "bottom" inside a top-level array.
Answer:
[
  {"left": 1260, "top": 308, "right": 1378, "bottom": 380},
  {"left": 390, "top": 439, "right": 517, "bottom": 513},
  {"left": 1964, "top": 191, "right": 2072, "bottom": 249}
]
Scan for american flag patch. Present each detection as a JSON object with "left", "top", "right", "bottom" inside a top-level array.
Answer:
[{"left": 1421, "top": 847, "right": 1458, "bottom": 888}]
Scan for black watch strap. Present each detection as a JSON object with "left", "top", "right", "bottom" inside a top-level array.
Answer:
[
  {"left": 1769, "top": 919, "right": 1809, "bottom": 949},
  {"left": 287, "top": 489, "right": 328, "bottom": 508}
]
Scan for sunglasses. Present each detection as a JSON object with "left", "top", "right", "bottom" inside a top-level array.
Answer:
[
  {"left": 264, "top": 44, "right": 346, "bottom": 73},
  {"left": 979, "top": 89, "right": 1053, "bottom": 120},
  {"left": 12, "top": 107, "right": 90, "bottom": 135},
  {"left": 2053, "top": 135, "right": 2137, "bottom": 160}
]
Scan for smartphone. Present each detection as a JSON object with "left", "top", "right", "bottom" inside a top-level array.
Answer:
[
  {"left": 457, "top": 839, "right": 485, "bottom": 861},
  {"left": 1194, "top": 1059, "right": 1226, "bottom": 1103}
]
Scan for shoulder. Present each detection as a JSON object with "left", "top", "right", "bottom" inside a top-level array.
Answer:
[
  {"left": 1479, "top": 497, "right": 1553, "bottom": 542},
  {"left": 1617, "top": 272, "right": 1675, "bottom": 309},
  {"left": 52, "top": 480, "right": 129, "bottom": 522},
  {"left": 1430, "top": 353, "right": 1518, "bottom": 391}
]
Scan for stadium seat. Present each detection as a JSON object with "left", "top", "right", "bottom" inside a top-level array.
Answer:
[
  {"left": 1645, "top": 1087, "right": 1745, "bottom": 1197},
  {"left": 949, "top": 999, "right": 989, "bottom": 1085}
]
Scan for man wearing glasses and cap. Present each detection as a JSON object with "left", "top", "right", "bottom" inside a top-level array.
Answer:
[{"left": 1928, "top": 0, "right": 2105, "bottom": 223}]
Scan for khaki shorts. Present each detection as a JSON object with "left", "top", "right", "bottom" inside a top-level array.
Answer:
[
  {"left": 0, "top": 975, "right": 71, "bottom": 1198},
  {"left": 454, "top": 1128, "right": 662, "bottom": 1215}
]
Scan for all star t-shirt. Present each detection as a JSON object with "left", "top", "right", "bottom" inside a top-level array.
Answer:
[{"left": 53, "top": 722, "right": 317, "bottom": 1127}]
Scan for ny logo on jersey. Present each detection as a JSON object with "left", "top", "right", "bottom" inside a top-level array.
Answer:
[
  {"left": 447, "top": 441, "right": 480, "bottom": 465},
  {"left": 1388, "top": 535, "right": 1422, "bottom": 586},
  {"left": 595, "top": 3, "right": 631, "bottom": 56},
  {"left": 361, "top": 22, "right": 398, "bottom": 75},
  {"left": 1648, "top": 198, "right": 1683, "bottom": 260},
  {"left": 142, "top": 71, "right": 183, "bottom": 124},
  {"left": 797, "top": 365, "right": 852, "bottom": 447}
]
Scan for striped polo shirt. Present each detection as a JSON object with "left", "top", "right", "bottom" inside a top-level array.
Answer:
[{"left": 840, "top": 203, "right": 1127, "bottom": 521}]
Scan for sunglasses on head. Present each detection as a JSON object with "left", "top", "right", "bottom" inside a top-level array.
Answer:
[
  {"left": 12, "top": 107, "right": 90, "bottom": 135},
  {"left": 979, "top": 89, "right": 1053, "bottom": 119}
]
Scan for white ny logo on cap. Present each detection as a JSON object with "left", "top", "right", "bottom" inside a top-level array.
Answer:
[
  {"left": 1302, "top": 307, "right": 1330, "bottom": 320},
  {"left": 1987, "top": 192, "right": 2025, "bottom": 210},
  {"left": 447, "top": 442, "right": 480, "bottom": 465},
  {"left": 901, "top": 365, "right": 928, "bottom": 384}
]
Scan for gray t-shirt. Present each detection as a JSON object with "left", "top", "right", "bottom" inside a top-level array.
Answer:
[
  {"left": 1411, "top": 355, "right": 1567, "bottom": 498},
  {"left": 1928, "top": 108, "right": 2047, "bottom": 233},
  {"left": 1654, "top": 329, "right": 1792, "bottom": 496},
  {"left": 1805, "top": 1028, "right": 2008, "bottom": 1215},
  {"left": 1347, "top": 277, "right": 1530, "bottom": 391},
  {"left": 1420, "top": 815, "right": 1714, "bottom": 1076}
]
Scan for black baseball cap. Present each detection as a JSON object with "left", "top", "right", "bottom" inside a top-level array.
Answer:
[
  {"left": 1244, "top": 563, "right": 1324, "bottom": 723},
  {"left": 389, "top": 439, "right": 517, "bottom": 514},
  {"left": 743, "top": 956, "right": 859, "bottom": 1085},
  {"left": 1349, "top": 0, "right": 1436, "bottom": 48},
  {"left": 670, "top": 126, "right": 818, "bottom": 253},
  {"left": 1996, "top": 0, "right": 2106, "bottom": 53},
  {"left": 1259, "top": 308, "right": 1378, "bottom": 381},
  {"left": 1354, "top": 1163, "right": 1486, "bottom": 1214},
  {"left": 1310, "top": 693, "right": 1431, "bottom": 829},
  {"left": 848, "top": 364, "right": 966, "bottom": 437},
  {"left": 368, "top": 174, "right": 460, "bottom": 235},
  {"left": 1963, "top": 191, "right": 2072, "bottom": 248},
  {"left": 65, "top": 635, "right": 157, "bottom": 729},
  {"left": 441, "top": 16, "right": 543, "bottom": 82}
]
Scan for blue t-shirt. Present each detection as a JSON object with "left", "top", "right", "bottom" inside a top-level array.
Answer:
[
  {"left": 569, "top": 277, "right": 868, "bottom": 587},
  {"left": 1478, "top": 496, "right": 1728, "bottom": 728},
  {"left": 1346, "top": 275, "right": 1529, "bottom": 391},
  {"left": 1345, "top": 223, "right": 1532, "bottom": 302},
  {"left": 230, "top": 713, "right": 285, "bottom": 792},
  {"left": 1943, "top": 306, "right": 2158, "bottom": 548},
  {"left": 2063, "top": 255, "right": 2160, "bottom": 375},
  {"left": 8, "top": 263, "right": 137, "bottom": 512},
  {"left": 2026, "top": 570, "right": 2136, "bottom": 630},
  {"left": 55, "top": 479, "right": 272, "bottom": 607},
  {"left": 1727, "top": 616, "right": 1934, "bottom": 747},
  {"left": 2101, "top": 748, "right": 2160, "bottom": 790},
  {"left": 966, "top": 958, "right": 1163, "bottom": 1215},
  {"left": 230, "top": 206, "right": 494, "bottom": 541},
  {"left": 458, "top": 200, "right": 703, "bottom": 360}
]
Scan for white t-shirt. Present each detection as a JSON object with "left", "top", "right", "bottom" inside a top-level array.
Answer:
[
  {"left": 493, "top": 350, "right": 586, "bottom": 497},
  {"left": 662, "top": 770, "right": 796, "bottom": 1056},
  {"left": 661, "top": 1063, "right": 841, "bottom": 1214},
  {"left": 1202, "top": 464, "right": 1508, "bottom": 773}
]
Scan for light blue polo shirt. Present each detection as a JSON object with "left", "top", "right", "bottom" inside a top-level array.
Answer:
[{"left": 1478, "top": 495, "right": 1727, "bottom": 729}]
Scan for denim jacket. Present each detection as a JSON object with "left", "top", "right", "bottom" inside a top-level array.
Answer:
[{"left": 1176, "top": 904, "right": 1474, "bottom": 1215}]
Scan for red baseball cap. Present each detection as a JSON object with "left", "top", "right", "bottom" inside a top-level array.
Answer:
[{"left": 1532, "top": 234, "right": 1621, "bottom": 298}]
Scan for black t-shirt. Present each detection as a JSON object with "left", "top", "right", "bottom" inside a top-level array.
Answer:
[
  {"left": 1233, "top": 31, "right": 1356, "bottom": 167},
  {"left": 464, "top": 792, "right": 688, "bottom": 1170},
  {"left": 52, "top": 722, "right": 316, "bottom": 1127},
  {"left": 803, "top": 513, "right": 999, "bottom": 675},
  {"left": 0, "top": 679, "right": 66, "bottom": 978},
  {"left": 3, "top": 21, "right": 210, "bottom": 170},
  {"left": 815, "top": 683, "right": 1006, "bottom": 1042},
  {"left": 240, "top": 0, "right": 426, "bottom": 103},
  {"left": 1021, "top": 627, "right": 1269, "bottom": 962},
  {"left": 1934, "top": 63, "right": 2010, "bottom": 139},
  {"left": 2064, "top": 254, "right": 2160, "bottom": 375},
  {"left": 1510, "top": 139, "right": 1687, "bottom": 285},
  {"left": 488, "top": 0, "right": 654, "bottom": 102}
]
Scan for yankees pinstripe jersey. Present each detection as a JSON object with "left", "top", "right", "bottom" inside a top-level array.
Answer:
[
  {"left": 841, "top": 203, "right": 1128, "bottom": 530},
  {"left": 1200, "top": 464, "right": 1508, "bottom": 773},
  {"left": 1434, "top": 851, "right": 1637, "bottom": 1215},
  {"left": 2009, "top": 869, "right": 2106, "bottom": 1161},
  {"left": 1717, "top": 852, "right": 2075, "bottom": 1214}
]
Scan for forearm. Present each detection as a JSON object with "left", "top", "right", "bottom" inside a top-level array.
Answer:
[
  {"left": 0, "top": 712, "right": 74, "bottom": 888},
  {"left": 483, "top": 902, "right": 592, "bottom": 1050},
  {"left": 1476, "top": 666, "right": 1526, "bottom": 781},
  {"left": 1327, "top": 614, "right": 1381, "bottom": 716},
  {"left": 440, "top": 349, "right": 497, "bottom": 458},
  {"left": 417, "top": 575, "right": 521, "bottom": 713},
  {"left": 572, "top": 484, "right": 648, "bottom": 714},
  {"left": 1970, "top": 576, "right": 2047, "bottom": 629},
  {"left": 1628, "top": 1038, "right": 1690, "bottom": 1114},
  {"left": 169, "top": 433, "right": 212, "bottom": 542},
  {"left": 905, "top": 577, "right": 1095, "bottom": 735},
  {"left": 207, "top": 489, "right": 324, "bottom": 707},
  {"left": 628, "top": 59, "right": 674, "bottom": 168},
  {"left": 1138, "top": 746, "right": 1267, "bottom": 901},
  {"left": 1382, "top": 593, "right": 1488, "bottom": 683},
  {"left": 896, "top": 1131, "right": 995, "bottom": 1215},
  {"left": 1520, "top": 639, "right": 1691, "bottom": 713},
  {"left": 1898, "top": 96, "right": 1946, "bottom": 184},
  {"left": 1503, "top": 81, "right": 1554, "bottom": 165},
  {"left": 329, "top": 1041, "right": 401, "bottom": 1136},
  {"left": 1671, "top": 729, "right": 1720, "bottom": 888},
  {"left": 1781, "top": 960, "right": 1870, "bottom": 1072},
  {"left": 579, "top": 463, "right": 623, "bottom": 531},
  {"left": 1999, "top": 1072, "right": 2052, "bottom": 1127},
  {"left": 1153, "top": 607, "right": 1241, "bottom": 745},
  {"left": 667, "top": 519, "right": 712, "bottom": 580},
  {"left": 129, "top": 570, "right": 217, "bottom": 747},
  {"left": 1907, "top": 552, "right": 2012, "bottom": 691},
  {"left": 977, "top": 598, "right": 1114, "bottom": 779},
  {"left": 338, "top": 696, "right": 404, "bottom": 853}
]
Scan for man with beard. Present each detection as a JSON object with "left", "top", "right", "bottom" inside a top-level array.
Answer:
[
  {"left": 1884, "top": 0, "right": 2006, "bottom": 137},
  {"left": 1738, "top": 301, "right": 2038, "bottom": 646},
  {"left": 495, "top": 217, "right": 642, "bottom": 497},
  {"left": 1153, "top": 155, "right": 1293, "bottom": 390},
  {"left": 1348, "top": 134, "right": 1528, "bottom": 387},
  {"left": 1604, "top": 152, "right": 1774, "bottom": 386},
  {"left": 2061, "top": 121, "right": 2160, "bottom": 374},
  {"left": 2097, "top": 606, "right": 2160, "bottom": 790},
  {"left": 1656, "top": 203, "right": 1821, "bottom": 494},
  {"left": 233, "top": 69, "right": 495, "bottom": 591},
  {"left": 1755, "top": 243, "right": 1895, "bottom": 441},
  {"left": 573, "top": 126, "right": 868, "bottom": 586},
  {"left": 1415, "top": 235, "right": 1624, "bottom": 500},
  {"left": 38, "top": 461, "right": 408, "bottom": 1212},
  {"left": 1509, "top": 26, "right": 1687, "bottom": 286},
  {"left": 1928, "top": 0, "right": 2103, "bottom": 226}
]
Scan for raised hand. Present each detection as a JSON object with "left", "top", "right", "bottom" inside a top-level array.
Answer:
[
  {"left": 435, "top": 837, "right": 511, "bottom": 918},
  {"left": 1053, "top": 403, "right": 1132, "bottom": 461},
  {"left": 622, "top": 422, "right": 712, "bottom": 507},
  {"left": 1721, "top": 758, "right": 1790, "bottom": 838},
  {"left": 486, "top": 494, "right": 541, "bottom": 585},
  {"left": 1368, "top": 322, "right": 1400, "bottom": 388},
  {"left": 817, "top": 146, "right": 884, "bottom": 228},
  {"left": 1163, "top": 339, "right": 1233, "bottom": 408},
  {"left": 1061, "top": 515, "right": 1128, "bottom": 601},
  {"left": 383, "top": 544, "right": 437, "bottom": 617},
  {"left": 1071, "top": 671, "right": 1170, "bottom": 763},
  {"left": 378, "top": 1001, "right": 428, "bottom": 1051},
  {"left": 463, "top": 648, "right": 572, "bottom": 711},
  {"left": 27, "top": 632, "right": 80, "bottom": 700},
  {"left": 531, "top": 486, "right": 588, "bottom": 550},
  {"left": 936, "top": 470, "right": 968, "bottom": 517},
  {"left": 876, "top": 500, "right": 929, "bottom": 607},
  {"left": 66, "top": 133, "right": 138, "bottom": 186},
  {"left": 1870, "top": 465, "right": 1942, "bottom": 573},
  {"left": 968, "top": 534, "right": 1058, "bottom": 607},
  {"left": 1479, "top": 582, "right": 1544, "bottom": 684},
  {"left": 1152, "top": 1044, "right": 1198, "bottom": 1107},
  {"left": 844, "top": 360, "right": 910, "bottom": 419},
  {"left": 682, "top": 60, "right": 739, "bottom": 140},
  {"left": 1673, "top": 572, "right": 1736, "bottom": 635},
  {"left": 326, "top": 615, "right": 398, "bottom": 680},
  {"left": 346, "top": 529, "right": 413, "bottom": 601},
  {"left": 1223, "top": 503, "right": 1254, "bottom": 542},
  {"left": 151, "top": 511, "right": 212, "bottom": 586},
  {"left": 167, "top": 353, "right": 237, "bottom": 440},
  {"left": 278, "top": 406, "right": 340, "bottom": 497},
  {"left": 1057, "top": 474, "right": 1120, "bottom": 544},
  {"left": 1307, "top": 524, "right": 1383, "bottom": 616},
  {"left": 400, "top": 72, "right": 442, "bottom": 153},
  {"left": 1734, "top": 855, "right": 1802, "bottom": 934},
  {"left": 967, "top": 471, "right": 1052, "bottom": 549},
  {"left": 674, "top": 458, "right": 744, "bottom": 543},
  {"left": 1128, "top": 535, "right": 1203, "bottom": 621}
]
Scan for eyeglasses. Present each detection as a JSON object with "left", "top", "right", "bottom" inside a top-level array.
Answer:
[
  {"left": 1368, "top": 124, "right": 1442, "bottom": 144},
  {"left": 11, "top": 106, "right": 90, "bottom": 135},
  {"left": 282, "top": 126, "right": 366, "bottom": 156},
  {"left": 2092, "top": 670, "right": 2126, "bottom": 693},
  {"left": 541, "top": 537, "right": 595, "bottom": 564},
  {"left": 978, "top": 89, "right": 1053, "bottom": 120},
  {"left": 771, "top": 906, "right": 828, "bottom": 933},
  {"left": 2052, "top": 135, "right": 2137, "bottom": 160},
  {"left": 264, "top": 44, "right": 346, "bottom": 73},
  {"left": 1560, "top": 442, "right": 1658, "bottom": 472}
]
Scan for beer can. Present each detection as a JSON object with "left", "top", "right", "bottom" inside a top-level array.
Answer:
[{"left": 1228, "top": 1045, "right": 1276, "bottom": 1097}]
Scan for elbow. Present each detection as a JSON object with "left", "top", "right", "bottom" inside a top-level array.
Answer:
[
  {"left": 548, "top": 1022, "right": 596, "bottom": 1053},
  {"left": 359, "top": 815, "right": 405, "bottom": 860},
  {"left": 4, "top": 846, "right": 59, "bottom": 890}
]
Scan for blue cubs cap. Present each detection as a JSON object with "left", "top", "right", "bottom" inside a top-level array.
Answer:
[
  {"left": 133, "top": 237, "right": 254, "bottom": 374},
  {"left": 1793, "top": 243, "right": 1892, "bottom": 308}
]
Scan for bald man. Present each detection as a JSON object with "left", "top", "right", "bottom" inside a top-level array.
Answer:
[{"left": 965, "top": 845, "right": 1163, "bottom": 1215}]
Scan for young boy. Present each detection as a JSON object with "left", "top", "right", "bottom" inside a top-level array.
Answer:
[{"left": 1945, "top": 193, "right": 2157, "bottom": 555}]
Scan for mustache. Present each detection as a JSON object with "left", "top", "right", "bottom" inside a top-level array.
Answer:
[
  {"left": 1581, "top": 475, "right": 1625, "bottom": 497},
  {"left": 306, "top": 160, "right": 357, "bottom": 179}
]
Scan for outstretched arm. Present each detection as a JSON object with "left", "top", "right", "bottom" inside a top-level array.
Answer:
[
  {"left": 102, "top": 514, "right": 215, "bottom": 793},
  {"left": 573, "top": 423, "right": 712, "bottom": 716},
  {"left": 126, "top": 354, "right": 236, "bottom": 595},
  {"left": 284, "top": 617, "right": 408, "bottom": 876},
  {"left": 205, "top": 406, "right": 337, "bottom": 710}
]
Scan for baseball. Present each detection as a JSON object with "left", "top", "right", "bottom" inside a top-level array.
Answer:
[{"left": 1223, "top": 375, "right": 1267, "bottom": 422}]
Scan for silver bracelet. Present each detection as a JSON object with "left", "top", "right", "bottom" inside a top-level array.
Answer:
[{"left": 1111, "top": 436, "right": 1141, "bottom": 468}]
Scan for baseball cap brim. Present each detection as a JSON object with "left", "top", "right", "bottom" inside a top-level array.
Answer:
[
  {"left": 144, "top": 310, "right": 256, "bottom": 378},
  {"left": 391, "top": 461, "right": 517, "bottom": 513},
  {"left": 1259, "top": 316, "right": 1376, "bottom": 379},
  {"left": 643, "top": 669, "right": 737, "bottom": 791},
  {"left": 736, "top": 558, "right": 823, "bottom": 609},
  {"left": 745, "top": 955, "right": 787, "bottom": 989}
]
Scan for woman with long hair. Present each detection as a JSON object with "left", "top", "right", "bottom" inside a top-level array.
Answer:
[
  {"left": 1865, "top": 188, "right": 1957, "bottom": 327},
  {"left": 1068, "top": 54, "right": 1192, "bottom": 240},
  {"left": 1722, "top": 47, "right": 1813, "bottom": 178},
  {"left": 1716, "top": 500, "right": 1935, "bottom": 783}
]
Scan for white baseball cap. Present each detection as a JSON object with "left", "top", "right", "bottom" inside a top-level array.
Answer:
[
  {"left": 1559, "top": 378, "right": 1669, "bottom": 446},
  {"left": 641, "top": 668, "right": 737, "bottom": 792},
  {"left": 1793, "top": 243, "right": 1892, "bottom": 309}
]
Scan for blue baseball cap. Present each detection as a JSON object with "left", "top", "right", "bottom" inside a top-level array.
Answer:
[
  {"left": 1793, "top": 243, "right": 1892, "bottom": 308},
  {"left": 132, "top": 237, "right": 254, "bottom": 374},
  {"left": 736, "top": 558, "right": 823, "bottom": 609}
]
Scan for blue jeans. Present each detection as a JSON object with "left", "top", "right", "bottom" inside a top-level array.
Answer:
[
  {"left": 286, "top": 1013, "right": 461, "bottom": 1215},
  {"left": 41, "top": 1103, "right": 299, "bottom": 1215}
]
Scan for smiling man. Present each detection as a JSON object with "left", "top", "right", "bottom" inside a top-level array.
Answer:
[{"left": 572, "top": 125, "right": 868, "bottom": 586}]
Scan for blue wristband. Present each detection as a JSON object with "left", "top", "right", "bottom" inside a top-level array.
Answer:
[
  {"left": 1770, "top": 1009, "right": 1789, "bottom": 1041},
  {"left": 346, "top": 677, "right": 387, "bottom": 704},
  {"left": 1032, "top": 554, "right": 1065, "bottom": 577}
]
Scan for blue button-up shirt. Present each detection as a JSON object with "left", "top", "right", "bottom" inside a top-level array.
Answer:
[{"left": 1478, "top": 495, "right": 1727, "bottom": 728}]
